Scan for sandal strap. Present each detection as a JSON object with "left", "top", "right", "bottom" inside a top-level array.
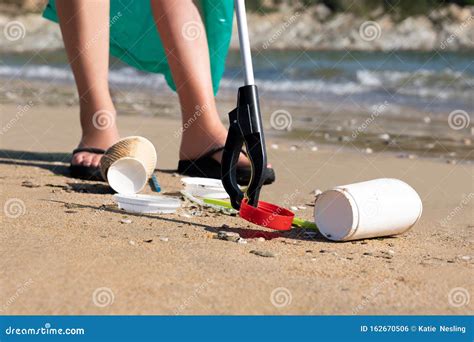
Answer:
[
  {"left": 198, "top": 146, "right": 247, "bottom": 160},
  {"left": 72, "top": 147, "right": 106, "bottom": 155},
  {"left": 199, "top": 146, "right": 225, "bottom": 159}
]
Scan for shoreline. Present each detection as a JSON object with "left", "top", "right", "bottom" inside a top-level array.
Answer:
[{"left": 2, "top": 77, "right": 472, "bottom": 164}]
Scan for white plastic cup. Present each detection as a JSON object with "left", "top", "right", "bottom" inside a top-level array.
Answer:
[{"left": 314, "top": 178, "right": 422, "bottom": 241}]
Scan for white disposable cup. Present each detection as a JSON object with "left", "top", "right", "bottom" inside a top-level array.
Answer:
[
  {"left": 107, "top": 157, "right": 148, "bottom": 194},
  {"left": 314, "top": 178, "right": 422, "bottom": 241},
  {"left": 100, "top": 136, "right": 157, "bottom": 186}
]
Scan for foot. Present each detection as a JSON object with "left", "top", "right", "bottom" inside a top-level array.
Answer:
[
  {"left": 180, "top": 122, "right": 270, "bottom": 168},
  {"left": 179, "top": 121, "right": 243, "bottom": 164},
  {"left": 72, "top": 127, "right": 119, "bottom": 168}
]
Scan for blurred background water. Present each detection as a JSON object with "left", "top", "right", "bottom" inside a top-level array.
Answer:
[
  {"left": 2, "top": 49, "right": 473, "bottom": 114},
  {"left": 1, "top": 0, "right": 473, "bottom": 162}
]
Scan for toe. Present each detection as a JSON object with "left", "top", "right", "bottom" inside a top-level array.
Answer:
[
  {"left": 81, "top": 154, "right": 93, "bottom": 167},
  {"left": 72, "top": 152, "right": 84, "bottom": 166},
  {"left": 91, "top": 154, "right": 103, "bottom": 168}
]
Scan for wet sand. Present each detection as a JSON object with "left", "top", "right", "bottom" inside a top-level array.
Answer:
[
  {"left": 0, "top": 103, "right": 473, "bottom": 315},
  {"left": 2, "top": 78, "right": 473, "bottom": 164}
]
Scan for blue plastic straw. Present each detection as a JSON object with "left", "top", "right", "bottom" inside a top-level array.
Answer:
[{"left": 150, "top": 174, "right": 161, "bottom": 193}]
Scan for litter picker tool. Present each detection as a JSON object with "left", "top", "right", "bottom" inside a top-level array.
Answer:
[
  {"left": 221, "top": 0, "right": 294, "bottom": 230},
  {"left": 221, "top": 0, "right": 267, "bottom": 210}
]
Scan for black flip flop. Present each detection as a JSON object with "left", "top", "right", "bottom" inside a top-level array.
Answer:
[
  {"left": 177, "top": 146, "right": 275, "bottom": 186},
  {"left": 70, "top": 147, "right": 106, "bottom": 181}
]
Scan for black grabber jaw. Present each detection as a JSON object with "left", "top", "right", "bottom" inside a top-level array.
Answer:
[{"left": 221, "top": 85, "right": 267, "bottom": 210}]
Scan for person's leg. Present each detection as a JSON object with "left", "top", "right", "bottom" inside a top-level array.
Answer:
[
  {"left": 150, "top": 0, "right": 249, "bottom": 166},
  {"left": 56, "top": 0, "right": 119, "bottom": 168}
]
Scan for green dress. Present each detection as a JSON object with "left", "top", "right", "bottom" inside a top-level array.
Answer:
[{"left": 43, "top": 0, "right": 234, "bottom": 94}]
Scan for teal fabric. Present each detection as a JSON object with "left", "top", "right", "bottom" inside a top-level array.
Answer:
[{"left": 43, "top": 0, "right": 234, "bottom": 94}]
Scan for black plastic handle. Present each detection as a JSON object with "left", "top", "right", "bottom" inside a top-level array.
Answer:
[
  {"left": 221, "top": 108, "right": 245, "bottom": 210},
  {"left": 221, "top": 85, "right": 267, "bottom": 210}
]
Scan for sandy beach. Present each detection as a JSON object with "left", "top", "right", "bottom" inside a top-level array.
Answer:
[{"left": 1, "top": 102, "right": 472, "bottom": 315}]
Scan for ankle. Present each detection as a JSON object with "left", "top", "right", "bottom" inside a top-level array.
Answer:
[
  {"left": 79, "top": 129, "right": 119, "bottom": 150},
  {"left": 79, "top": 106, "right": 119, "bottom": 149},
  {"left": 78, "top": 96, "right": 116, "bottom": 129},
  {"left": 83, "top": 109, "right": 116, "bottom": 132},
  {"left": 182, "top": 118, "right": 226, "bottom": 137}
]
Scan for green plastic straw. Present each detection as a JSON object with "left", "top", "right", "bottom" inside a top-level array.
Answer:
[
  {"left": 292, "top": 217, "right": 318, "bottom": 230},
  {"left": 203, "top": 198, "right": 233, "bottom": 208},
  {"left": 203, "top": 198, "right": 318, "bottom": 230}
]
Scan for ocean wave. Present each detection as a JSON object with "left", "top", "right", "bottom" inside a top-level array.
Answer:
[
  {"left": 0, "top": 64, "right": 365, "bottom": 96},
  {"left": 1, "top": 64, "right": 471, "bottom": 104},
  {"left": 0, "top": 64, "right": 168, "bottom": 89},
  {"left": 356, "top": 69, "right": 473, "bottom": 99},
  {"left": 220, "top": 78, "right": 365, "bottom": 96},
  {"left": 0, "top": 64, "right": 73, "bottom": 81}
]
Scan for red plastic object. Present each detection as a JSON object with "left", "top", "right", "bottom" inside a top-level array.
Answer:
[{"left": 239, "top": 199, "right": 295, "bottom": 231}]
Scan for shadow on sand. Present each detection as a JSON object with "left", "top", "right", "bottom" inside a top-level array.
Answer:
[
  {"left": 2, "top": 149, "right": 327, "bottom": 242},
  {"left": 0, "top": 149, "right": 71, "bottom": 176},
  {"left": 0, "top": 149, "right": 113, "bottom": 194}
]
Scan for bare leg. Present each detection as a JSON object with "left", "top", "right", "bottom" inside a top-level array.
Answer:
[
  {"left": 56, "top": 0, "right": 119, "bottom": 168},
  {"left": 151, "top": 0, "right": 249, "bottom": 166}
]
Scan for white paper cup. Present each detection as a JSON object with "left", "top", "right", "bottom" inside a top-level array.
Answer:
[
  {"left": 107, "top": 157, "right": 148, "bottom": 194},
  {"left": 100, "top": 136, "right": 157, "bottom": 194},
  {"left": 314, "top": 178, "right": 422, "bottom": 241},
  {"left": 101, "top": 136, "right": 157, "bottom": 180}
]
